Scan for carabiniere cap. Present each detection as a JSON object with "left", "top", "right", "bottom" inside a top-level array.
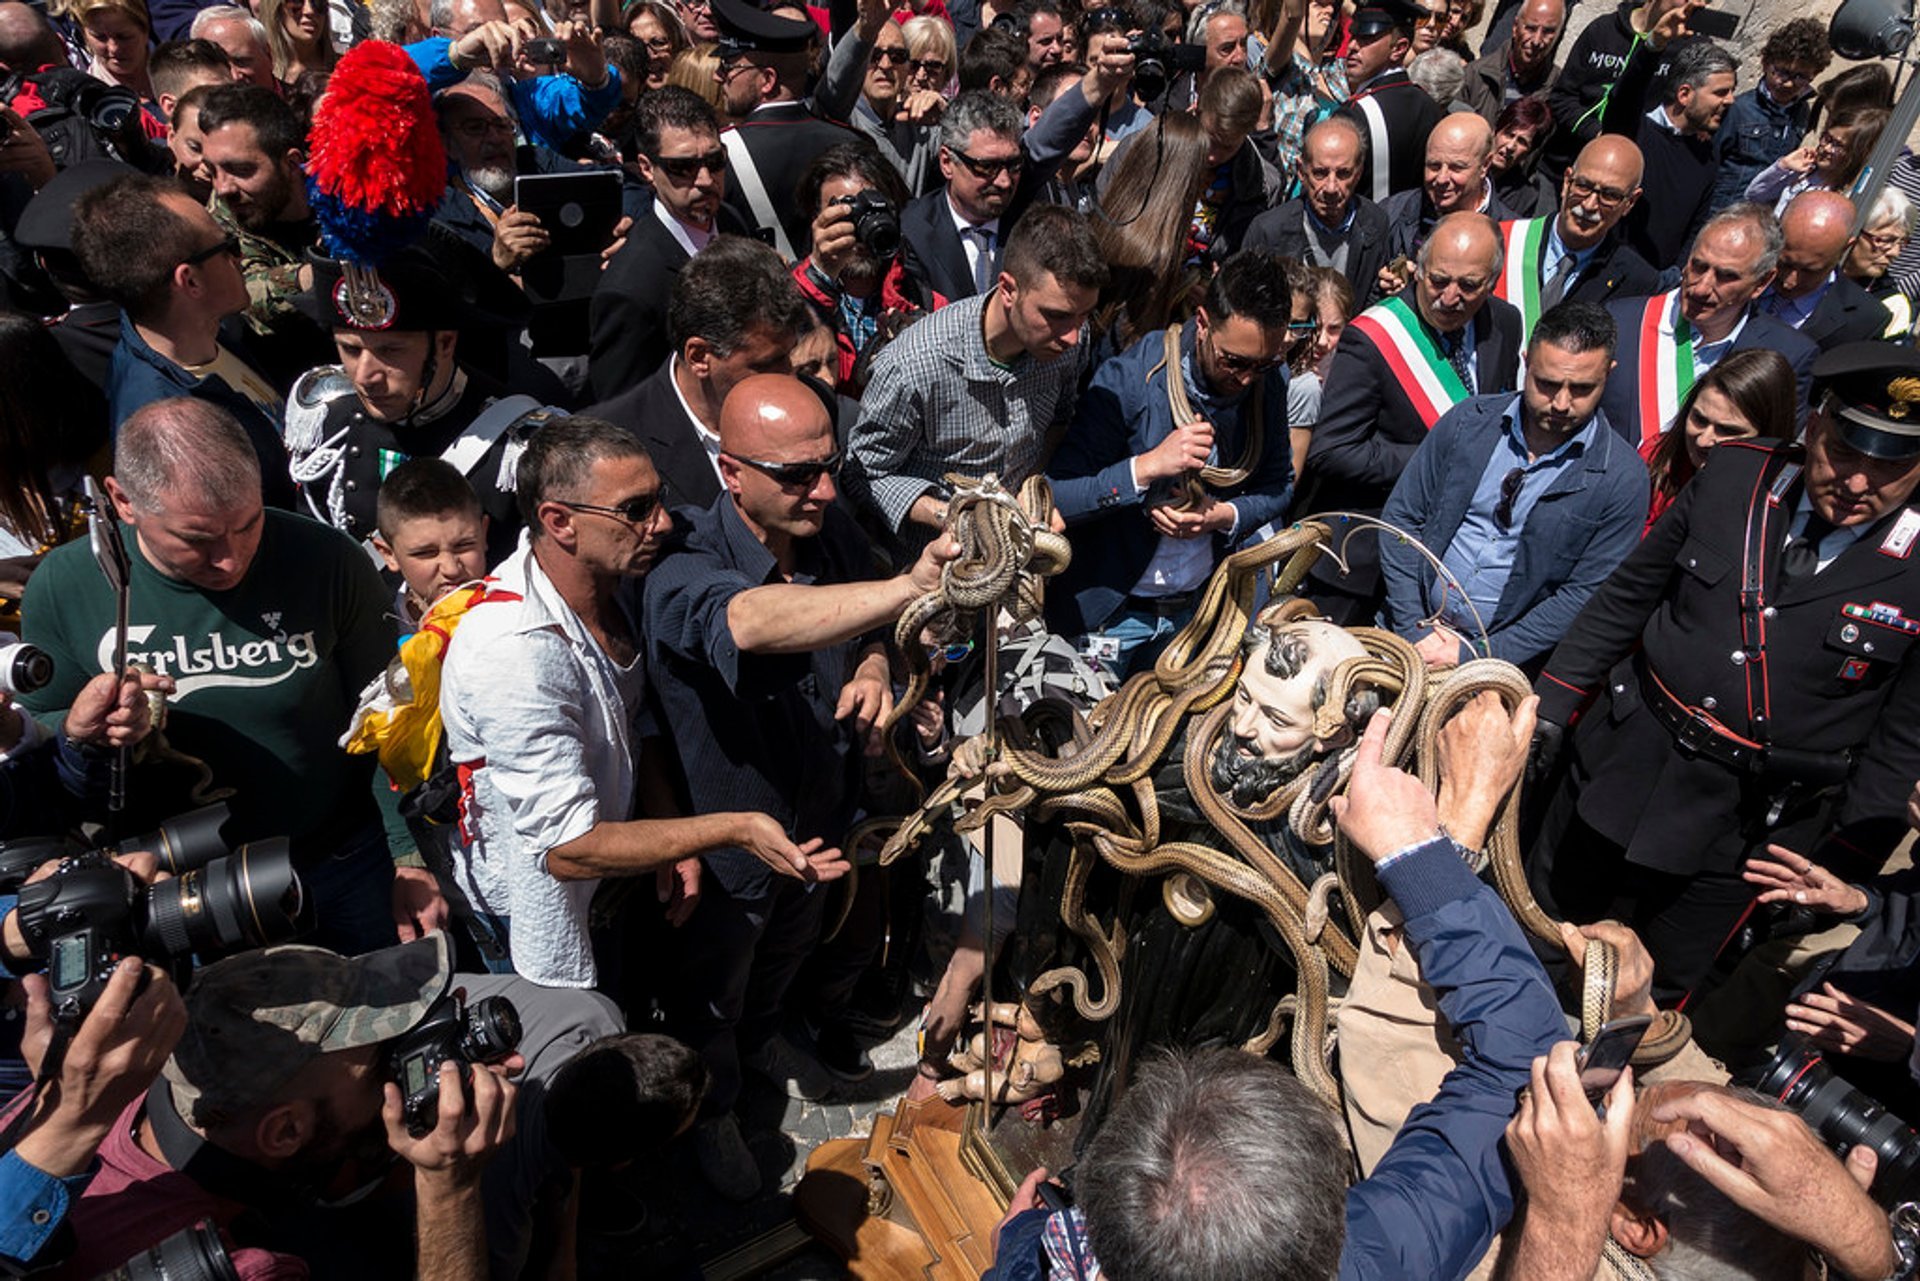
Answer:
[
  {"left": 709, "top": 0, "right": 816, "bottom": 55},
  {"left": 1810, "top": 340, "right": 1920, "bottom": 462},
  {"left": 1349, "top": 0, "right": 1426, "bottom": 37}
]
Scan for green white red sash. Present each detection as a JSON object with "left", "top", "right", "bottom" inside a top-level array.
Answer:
[
  {"left": 1350, "top": 295, "right": 1469, "bottom": 429},
  {"left": 1634, "top": 289, "right": 1695, "bottom": 448},
  {"left": 1494, "top": 217, "right": 1550, "bottom": 342}
]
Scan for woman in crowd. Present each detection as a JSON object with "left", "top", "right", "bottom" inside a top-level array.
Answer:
[
  {"left": 1641, "top": 350, "right": 1795, "bottom": 532},
  {"left": 1807, "top": 61, "right": 1893, "bottom": 135},
  {"left": 1745, "top": 105, "right": 1890, "bottom": 214},
  {"left": 1089, "top": 110, "right": 1213, "bottom": 355},
  {"left": 70, "top": 0, "right": 165, "bottom": 137},
  {"left": 1844, "top": 187, "right": 1918, "bottom": 339},
  {"left": 1489, "top": 94, "right": 1557, "bottom": 217},
  {"left": 667, "top": 42, "right": 725, "bottom": 113},
  {"left": 262, "top": 0, "right": 338, "bottom": 86},
  {"left": 0, "top": 315, "right": 109, "bottom": 631},
  {"left": 902, "top": 13, "right": 954, "bottom": 98},
  {"left": 624, "top": 0, "right": 686, "bottom": 89}
]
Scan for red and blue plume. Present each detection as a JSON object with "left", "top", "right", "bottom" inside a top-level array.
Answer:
[{"left": 306, "top": 41, "right": 449, "bottom": 266}]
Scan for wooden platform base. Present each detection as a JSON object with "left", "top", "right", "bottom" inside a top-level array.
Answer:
[{"left": 793, "top": 1094, "right": 1010, "bottom": 1281}]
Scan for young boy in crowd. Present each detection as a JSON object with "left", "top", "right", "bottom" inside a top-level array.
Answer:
[
  {"left": 371, "top": 458, "right": 493, "bottom": 629},
  {"left": 1708, "top": 17, "right": 1832, "bottom": 213}
]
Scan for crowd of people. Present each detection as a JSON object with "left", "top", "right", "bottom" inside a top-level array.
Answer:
[{"left": 2, "top": 0, "right": 1920, "bottom": 1272}]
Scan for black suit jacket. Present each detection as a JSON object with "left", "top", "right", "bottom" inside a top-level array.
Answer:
[
  {"left": 1298, "top": 292, "right": 1525, "bottom": 598},
  {"left": 900, "top": 188, "right": 977, "bottom": 302},
  {"left": 579, "top": 361, "right": 722, "bottom": 509},
  {"left": 586, "top": 203, "right": 749, "bottom": 402},
  {"left": 1381, "top": 187, "right": 1517, "bottom": 262},
  {"left": 1336, "top": 71, "right": 1444, "bottom": 204},
  {"left": 1565, "top": 233, "right": 1661, "bottom": 307},
  {"left": 1536, "top": 438, "right": 1920, "bottom": 880},
  {"left": 1799, "top": 274, "right": 1894, "bottom": 351},
  {"left": 719, "top": 101, "right": 858, "bottom": 257},
  {"left": 1242, "top": 196, "right": 1393, "bottom": 309}
]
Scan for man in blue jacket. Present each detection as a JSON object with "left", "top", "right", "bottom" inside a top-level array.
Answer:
[
  {"left": 1379, "top": 301, "right": 1648, "bottom": 671},
  {"left": 1047, "top": 251, "right": 1300, "bottom": 677}
]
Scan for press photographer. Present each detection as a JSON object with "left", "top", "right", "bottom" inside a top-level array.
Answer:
[{"left": 41, "top": 931, "right": 521, "bottom": 1280}]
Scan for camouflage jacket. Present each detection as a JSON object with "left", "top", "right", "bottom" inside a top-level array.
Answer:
[{"left": 209, "top": 195, "right": 310, "bottom": 335}]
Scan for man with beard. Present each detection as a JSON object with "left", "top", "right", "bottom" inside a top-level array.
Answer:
[
  {"left": 1598, "top": 203, "right": 1816, "bottom": 448},
  {"left": 1379, "top": 301, "right": 1647, "bottom": 671},
  {"left": 1491, "top": 135, "right": 1658, "bottom": 345},
  {"left": 1380, "top": 112, "right": 1516, "bottom": 269},
  {"left": 430, "top": 76, "right": 575, "bottom": 280},
  {"left": 1600, "top": 36, "right": 1736, "bottom": 272},
  {"left": 286, "top": 241, "right": 557, "bottom": 565},
  {"left": 196, "top": 83, "right": 332, "bottom": 375},
  {"left": 1460, "top": 0, "right": 1561, "bottom": 125},
  {"left": 790, "top": 141, "right": 940, "bottom": 393},
  {"left": 52, "top": 932, "right": 519, "bottom": 1280},
  {"left": 587, "top": 86, "right": 747, "bottom": 399},
  {"left": 1299, "top": 211, "right": 1523, "bottom": 624},
  {"left": 1245, "top": 116, "right": 1394, "bottom": 309}
]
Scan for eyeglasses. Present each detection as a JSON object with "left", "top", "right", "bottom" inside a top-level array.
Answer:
[
  {"left": 681, "top": 0, "right": 711, "bottom": 10},
  {"left": 870, "top": 45, "right": 908, "bottom": 64},
  {"left": 907, "top": 56, "right": 947, "bottom": 76},
  {"left": 1493, "top": 466, "right": 1525, "bottom": 530},
  {"left": 925, "top": 638, "right": 974, "bottom": 662},
  {"left": 724, "top": 449, "right": 843, "bottom": 487},
  {"left": 947, "top": 146, "right": 1024, "bottom": 179},
  {"left": 1860, "top": 228, "right": 1907, "bottom": 252},
  {"left": 1768, "top": 63, "right": 1814, "bottom": 87},
  {"left": 650, "top": 148, "right": 727, "bottom": 181},
  {"left": 182, "top": 235, "right": 240, "bottom": 268},
  {"left": 1565, "top": 173, "right": 1633, "bottom": 207},
  {"left": 557, "top": 487, "right": 668, "bottom": 524},
  {"left": 638, "top": 34, "right": 675, "bottom": 50}
]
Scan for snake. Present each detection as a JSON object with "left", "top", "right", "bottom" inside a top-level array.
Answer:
[{"left": 1151, "top": 326, "right": 1267, "bottom": 514}]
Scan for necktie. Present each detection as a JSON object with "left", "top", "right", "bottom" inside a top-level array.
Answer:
[
  {"left": 1445, "top": 334, "right": 1475, "bottom": 394},
  {"left": 1780, "top": 514, "right": 1836, "bottom": 590},
  {"left": 1541, "top": 252, "right": 1578, "bottom": 309},
  {"left": 968, "top": 225, "right": 997, "bottom": 294}
]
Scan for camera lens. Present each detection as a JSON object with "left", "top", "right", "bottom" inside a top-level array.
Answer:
[
  {"left": 141, "top": 839, "right": 303, "bottom": 960},
  {"left": 1760, "top": 1043, "right": 1920, "bottom": 1205},
  {"left": 0, "top": 640, "right": 52, "bottom": 695},
  {"left": 95, "top": 1220, "right": 240, "bottom": 1281},
  {"left": 458, "top": 994, "right": 522, "bottom": 1062},
  {"left": 119, "top": 803, "right": 234, "bottom": 875}
]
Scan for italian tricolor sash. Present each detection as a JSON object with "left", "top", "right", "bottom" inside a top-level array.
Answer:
[
  {"left": 1494, "top": 217, "right": 1549, "bottom": 341},
  {"left": 1634, "top": 290, "right": 1695, "bottom": 448},
  {"left": 1350, "top": 295, "right": 1468, "bottom": 429}
]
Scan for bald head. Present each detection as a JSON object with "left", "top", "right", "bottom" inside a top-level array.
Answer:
[
  {"left": 1510, "top": 0, "right": 1564, "bottom": 72},
  {"left": 1557, "top": 135, "right": 1644, "bottom": 251},
  {"left": 718, "top": 374, "right": 838, "bottom": 547},
  {"left": 718, "top": 373, "right": 832, "bottom": 457},
  {"left": 1417, "top": 212, "right": 1502, "bottom": 333},
  {"left": 1425, "top": 114, "right": 1495, "bottom": 215},
  {"left": 1775, "top": 190, "right": 1859, "bottom": 300},
  {"left": 0, "top": 2, "right": 65, "bottom": 71}
]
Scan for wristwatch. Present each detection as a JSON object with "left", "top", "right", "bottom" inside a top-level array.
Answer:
[{"left": 1882, "top": 1201, "right": 1920, "bottom": 1281}]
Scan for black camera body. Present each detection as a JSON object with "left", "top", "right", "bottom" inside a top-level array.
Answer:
[
  {"left": 387, "top": 990, "right": 522, "bottom": 1136},
  {"left": 1756, "top": 1034, "right": 1920, "bottom": 1206},
  {"left": 836, "top": 190, "right": 902, "bottom": 260},
  {"left": 524, "top": 36, "right": 567, "bottom": 63},
  {"left": 1125, "top": 32, "right": 1205, "bottom": 102}
]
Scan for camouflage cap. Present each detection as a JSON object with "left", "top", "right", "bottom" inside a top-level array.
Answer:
[{"left": 163, "top": 931, "right": 453, "bottom": 1127}]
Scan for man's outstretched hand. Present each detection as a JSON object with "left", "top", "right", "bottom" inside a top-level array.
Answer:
[{"left": 1330, "top": 709, "right": 1441, "bottom": 863}]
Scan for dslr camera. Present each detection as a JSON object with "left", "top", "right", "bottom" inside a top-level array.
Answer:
[
  {"left": 0, "top": 804, "right": 304, "bottom": 1029},
  {"left": 1755, "top": 1033, "right": 1920, "bottom": 1206},
  {"left": 387, "top": 988, "right": 522, "bottom": 1136},
  {"left": 1125, "top": 31, "right": 1205, "bottom": 103},
  {"left": 834, "top": 190, "right": 902, "bottom": 260}
]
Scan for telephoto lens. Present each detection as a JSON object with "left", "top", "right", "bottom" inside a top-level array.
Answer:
[
  {"left": 140, "top": 838, "right": 304, "bottom": 959},
  {"left": 95, "top": 1220, "right": 240, "bottom": 1281},
  {"left": 0, "top": 633, "right": 53, "bottom": 695},
  {"left": 1758, "top": 1038, "right": 1920, "bottom": 1206}
]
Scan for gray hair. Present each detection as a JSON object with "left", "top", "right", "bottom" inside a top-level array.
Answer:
[
  {"left": 1406, "top": 48, "right": 1467, "bottom": 103},
  {"left": 189, "top": 4, "right": 268, "bottom": 45},
  {"left": 114, "top": 398, "right": 262, "bottom": 514},
  {"left": 939, "top": 88, "right": 1023, "bottom": 154},
  {"left": 514, "top": 416, "right": 650, "bottom": 536},
  {"left": 1302, "top": 113, "right": 1369, "bottom": 167},
  {"left": 1868, "top": 186, "right": 1918, "bottom": 237},
  {"left": 1418, "top": 210, "right": 1505, "bottom": 276},
  {"left": 1078, "top": 1047, "right": 1348, "bottom": 1280},
  {"left": 428, "top": 0, "right": 455, "bottom": 28},
  {"left": 1186, "top": 0, "right": 1247, "bottom": 41},
  {"left": 1665, "top": 39, "right": 1735, "bottom": 103},
  {"left": 1697, "top": 202, "right": 1784, "bottom": 279}
]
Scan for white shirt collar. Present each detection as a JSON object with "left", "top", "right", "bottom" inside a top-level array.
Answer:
[
  {"left": 667, "top": 354, "right": 724, "bottom": 482},
  {"left": 653, "top": 199, "right": 714, "bottom": 258},
  {"left": 945, "top": 193, "right": 1000, "bottom": 238}
]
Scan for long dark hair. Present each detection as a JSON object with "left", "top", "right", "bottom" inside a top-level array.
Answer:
[
  {"left": 1646, "top": 349, "right": 1795, "bottom": 502},
  {"left": 1091, "top": 110, "right": 1211, "bottom": 346},
  {"left": 0, "top": 313, "right": 107, "bottom": 549}
]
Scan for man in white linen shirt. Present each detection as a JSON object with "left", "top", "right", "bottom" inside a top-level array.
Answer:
[{"left": 440, "top": 416, "right": 848, "bottom": 988}]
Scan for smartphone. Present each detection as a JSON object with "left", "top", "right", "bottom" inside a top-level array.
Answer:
[
  {"left": 1577, "top": 1014, "right": 1654, "bottom": 1103},
  {"left": 524, "top": 36, "right": 566, "bottom": 64},
  {"left": 1687, "top": 8, "right": 1740, "bottom": 39}
]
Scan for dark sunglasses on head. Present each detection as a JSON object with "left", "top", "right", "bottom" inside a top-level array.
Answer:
[
  {"left": 948, "top": 146, "right": 1024, "bottom": 179},
  {"left": 1493, "top": 466, "right": 1525, "bottom": 530},
  {"left": 182, "top": 235, "right": 241, "bottom": 267},
  {"left": 558, "top": 486, "right": 668, "bottom": 524},
  {"left": 651, "top": 149, "right": 727, "bottom": 181},
  {"left": 726, "top": 450, "right": 844, "bottom": 487}
]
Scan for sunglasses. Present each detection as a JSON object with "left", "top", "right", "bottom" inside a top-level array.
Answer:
[
  {"left": 870, "top": 45, "right": 908, "bottom": 64},
  {"left": 558, "top": 487, "right": 668, "bottom": 524},
  {"left": 725, "top": 450, "right": 843, "bottom": 487},
  {"left": 925, "top": 638, "right": 974, "bottom": 662},
  {"left": 1493, "top": 466, "right": 1525, "bottom": 530},
  {"left": 907, "top": 56, "right": 947, "bottom": 76},
  {"left": 650, "top": 148, "right": 727, "bottom": 181},
  {"left": 182, "top": 235, "right": 240, "bottom": 268},
  {"left": 948, "top": 146, "right": 1024, "bottom": 179}
]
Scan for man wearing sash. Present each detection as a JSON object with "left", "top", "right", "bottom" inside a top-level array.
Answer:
[
  {"left": 1334, "top": 0, "right": 1442, "bottom": 205},
  {"left": 1380, "top": 114, "right": 1515, "bottom": 269},
  {"left": 1047, "top": 251, "right": 1302, "bottom": 677},
  {"left": 1598, "top": 202, "right": 1816, "bottom": 449},
  {"left": 1492, "top": 135, "right": 1658, "bottom": 345},
  {"left": 1299, "top": 211, "right": 1523, "bottom": 623},
  {"left": 1529, "top": 342, "right": 1920, "bottom": 1002}
]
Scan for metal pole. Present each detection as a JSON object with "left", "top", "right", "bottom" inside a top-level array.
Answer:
[
  {"left": 978, "top": 599, "right": 1000, "bottom": 1123},
  {"left": 1847, "top": 45, "right": 1920, "bottom": 237}
]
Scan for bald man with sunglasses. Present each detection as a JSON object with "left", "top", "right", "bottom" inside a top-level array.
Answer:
[{"left": 639, "top": 373, "right": 954, "bottom": 1200}]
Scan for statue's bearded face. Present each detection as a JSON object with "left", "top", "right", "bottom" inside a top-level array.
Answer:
[{"left": 1208, "top": 619, "right": 1370, "bottom": 808}]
